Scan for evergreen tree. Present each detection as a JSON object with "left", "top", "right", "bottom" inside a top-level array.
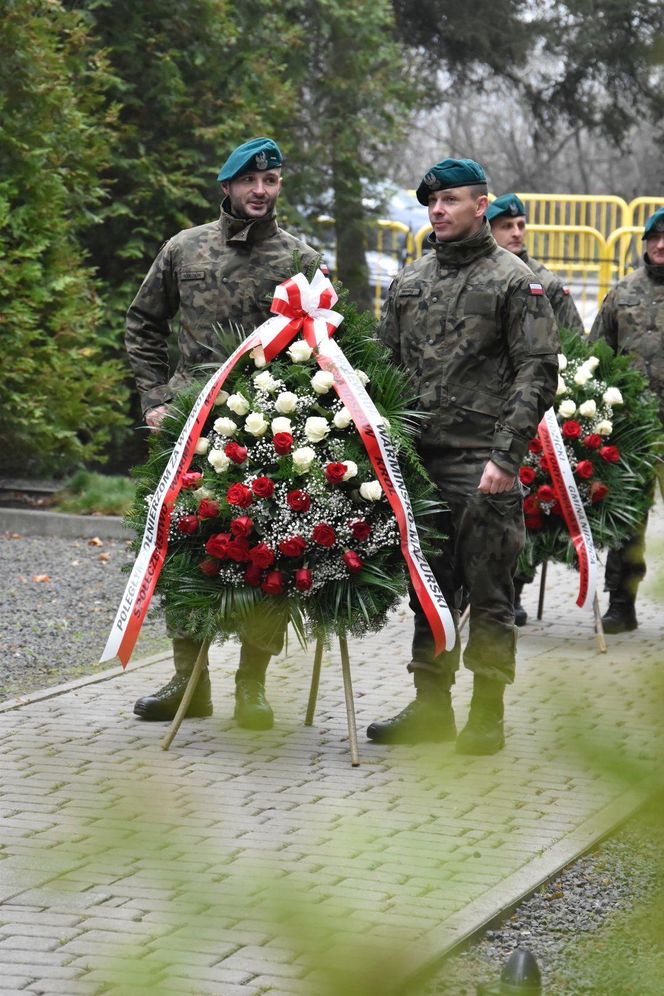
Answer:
[{"left": 0, "top": 0, "right": 129, "bottom": 476}]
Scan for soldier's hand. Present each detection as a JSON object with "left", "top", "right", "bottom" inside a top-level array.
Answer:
[
  {"left": 145, "top": 405, "right": 168, "bottom": 433},
  {"left": 478, "top": 460, "right": 516, "bottom": 495}
]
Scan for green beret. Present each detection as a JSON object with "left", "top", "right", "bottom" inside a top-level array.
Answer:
[
  {"left": 415, "top": 158, "right": 486, "bottom": 205},
  {"left": 642, "top": 206, "right": 664, "bottom": 239},
  {"left": 217, "top": 137, "right": 283, "bottom": 182},
  {"left": 486, "top": 193, "right": 527, "bottom": 223}
]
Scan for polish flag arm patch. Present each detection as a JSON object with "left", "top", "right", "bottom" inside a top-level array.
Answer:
[{"left": 529, "top": 282, "right": 544, "bottom": 296}]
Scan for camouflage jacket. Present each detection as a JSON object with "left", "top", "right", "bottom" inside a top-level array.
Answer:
[
  {"left": 378, "top": 220, "right": 559, "bottom": 474},
  {"left": 125, "top": 200, "right": 319, "bottom": 414},
  {"left": 589, "top": 256, "right": 664, "bottom": 419},
  {"left": 519, "top": 250, "right": 585, "bottom": 334}
]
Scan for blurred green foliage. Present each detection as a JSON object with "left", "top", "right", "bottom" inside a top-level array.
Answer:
[{"left": 54, "top": 469, "right": 136, "bottom": 515}]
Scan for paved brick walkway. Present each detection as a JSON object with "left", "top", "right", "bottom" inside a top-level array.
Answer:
[{"left": 1, "top": 505, "right": 662, "bottom": 995}]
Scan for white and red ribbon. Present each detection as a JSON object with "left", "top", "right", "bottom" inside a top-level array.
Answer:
[
  {"left": 537, "top": 407, "right": 598, "bottom": 609},
  {"left": 102, "top": 270, "right": 454, "bottom": 667}
]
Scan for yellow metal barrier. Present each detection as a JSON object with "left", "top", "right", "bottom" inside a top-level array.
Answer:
[
  {"left": 371, "top": 219, "right": 412, "bottom": 317},
  {"left": 516, "top": 193, "right": 629, "bottom": 240},
  {"left": 598, "top": 226, "right": 644, "bottom": 301},
  {"left": 628, "top": 197, "right": 664, "bottom": 231}
]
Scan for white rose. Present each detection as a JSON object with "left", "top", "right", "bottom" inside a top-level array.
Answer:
[
  {"left": 311, "top": 370, "right": 335, "bottom": 394},
  {"left": 207, "top": 449, "right": 230, "bottom": 473},
  {"left": 578, "top": 399, "right": 597, "bottom": 417},
  {"left": 271, "top": 416, "right": 292, "bottom": 435},
  {"left": 360, "top": 480, "right": 383, "bottom": 501},
  {"left": 354, "top": 369, "right": 370, "bottom": 386},
  {"left": 212, "top": 390, "right": 229, "bottom": 407},
  {"left": 557, "top": 354, "right": 568, "bottom": 371},
  {"left": 558, "top": 399, "right": 577, "bottom": 418},
  {"left": 274, "top": 391, "right": 298, "bottom": 414},
  {"left": 573, "top": 367, "right": 593, "bottom": 386},
  {"left": 245, "top": 412, "right": 268, "bottom": 437},
  {"left": 226, "top": 393, "right": 250, "bottom": 416},
  {"left": 596, "top": 419, "right": 613, "bottom": 436},
  {"left": 288, "top": 340, "right": 313, "bottom": 363},
  {"left": 292, "top": 446, "right": 316, "bottom": 472},
  {"left": 250, "top": 346, "right": 267, "bottom": 368},
  {"left": 194, "top": 437, "right": 210, "bottom": 455},
  {"left": 253, "top": 370, "right": 278, "bottom": 393},
  {"left": 333, "top": 407, "right": 353, "bottom": 429},
  {"left": 586, "top": 356, "right": 600, "bottom": 372},
  {"left": 556, "top": 376, "right": 568, "bottom": 396},
  {"left": 342, "top": 460, "right": 358, "bottom": 481},
  {"left": 304, "top": 416, "right": 330, "bottom": 443},
  {"left": 213, "top": 416, "right": 237, "bottom": 437},
  {"left": 603, "top": 387, "right": 624, "bottom": 407},
  {"left": 192, "top": 486, "right": 212, "bottom": 500}
]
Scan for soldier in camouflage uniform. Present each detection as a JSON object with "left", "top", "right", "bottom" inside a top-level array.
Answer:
[
  {"left": 367, "top": 159, "right": 558, "bottom": 755},
  {"left": 588, "top": 206, "right": 664, "bottom": 633},
  {"left": 487, "top": 193, "right": 585, "bottom": 625},
  {"left": 125, "top": 137, "right": 319, "bottom": 728}
]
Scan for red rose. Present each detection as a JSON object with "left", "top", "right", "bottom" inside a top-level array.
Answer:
[
  {"left": 342, "top": 550, "right": 363, "bottom": 574},
  {"left": 599, "top": 445, "right": 620, "bottom": 464},
  {"left": 199, "top": 558, "right": 221, "bottom": 577},
  {"left": 325, "top": 462, "right": 348, "bottom": 485},
  {"left": 523, "top": 496, "right": 540, "bottom": 516},
  {"left": 562, "top": 420, "right": 581, "bottom": 440},
  {"left": 205, "top": 532, "right": 232, "bottom": 559},
  {"left": 528, "top": 438, "right": 543, "bottom": 454},
  {"left": 226, "top": 538, "right": 250, "bottom": 562},
  {"left": 312, "top": 523, "right": 336, "bottom": 548},
  {"left": 519, "top": 466, "right": 536, "bottom": 486},
  {"left": 294, "top": 568, "right": 313, "bottom": 592},
  {"left": 177, "top": 514, "right": 199, "bottom": 534},
  {"left": 230, "top": 515, "right": 253, "bottom": 538},
  {"left": 273, "top": 432, "right": 294, "bottom": 456},
  {"left": 181, "top": 471, "right": 203, "bottom": 489},
  {"left": 350, "top": 520, "right": 372, "bottom": 541},
  {"left": 262, "top": 570, "right": 285, "bottom": 596},
  {"left": 244, "top": 564, "right": 263, "bottom": 587},
  {"left": 583, "top": 434, "right": 602, "bottom": 450},
  {"left": 278, "top": 535, "right": 307, "bottom": 558},
  {"left": 251, "top": 476, "right": 275, "bottom": 499},
  {"left": 227, "top": 483, "right": 253, "bottom": 508},
  {"left": 224, "top": 442, "right": 248, "bottom": 465},
  {"left": 197, "top": 498, "right": 220, "bottom": 520},
  {"left": 525, "top": 514, "right": 544, "bottom": 531},
  {"left": 287, "top": 490, "right": 311, "bottom": 513},
  {"left": 537, "top": 485, "right": 555, "bottom": 503},
  {"left": 551, "top": 500, "right": 562, "bottom": 516},
  {"left": 575, "top": 460, "right": 594, "bottom": 480},
  {"left": 590, "top": 481, "right": 609, "bottom": 504},
  {"left": 248, "top": 543, "right": 276, "bottom": 569}
]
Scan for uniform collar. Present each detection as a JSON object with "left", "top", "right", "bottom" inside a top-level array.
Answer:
[
  {"left": 219, "top": 198, "right": 279, "bottom": 245},
  {"left": 517, "top": 248, "right": 531, "bottom": 264},
  {"left": 428, "top": 218, "right": 497, "bottom": 268},
  {"left": 644, "top": 253, "right": 664, "bottom": 284}
]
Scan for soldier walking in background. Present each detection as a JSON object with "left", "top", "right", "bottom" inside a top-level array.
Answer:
[
  {"left": 367, "top": 159, "right": 558, "bottom": 755},
  {"left": 125, "top": 137, "right": 319, "bottom": 728},
  {"left": 487, "top": 192, "right": 585, "bottom": 625},
  {"left": 589, "top": 206, "right": 664, "bottom": 633}
]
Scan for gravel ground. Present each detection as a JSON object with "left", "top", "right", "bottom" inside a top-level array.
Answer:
[
  {"left": 0, "top": 531, "right": 169, "bottom": 700},
  {"left": 2, "top": 528, "right": 662, "bottom": 994},
  {"left": 422, "top": 807, "right": 664, "bottom": 995}
]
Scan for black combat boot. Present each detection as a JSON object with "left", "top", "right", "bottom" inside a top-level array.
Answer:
[
  {"left": 513, "top": 580, "right": 528, "bottom": 627},
  {"left": 455, "top": 675, "right": 505, "bottom": 755},
  {"left": 133, "top": 637, "right": 212, "bottom": 721},
  {"left": 366, "top": 672, "right": 457, "bottom": 745},
  {"left": 601, "top": 593, "right": 638, "bottom": 634},
  {"left": 234, "top": 644, "right": 274, "bottom": 730}
]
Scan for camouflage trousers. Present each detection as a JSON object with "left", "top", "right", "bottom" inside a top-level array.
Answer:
[
  {"left": 168, "top": 604, "right": 288, "bottom": 679},
  {"left": 604, "top": 467, "right": 663, "bottom": 597},
  {"left": 410, "top": 448, "right": 525, "bottom": 685}
]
